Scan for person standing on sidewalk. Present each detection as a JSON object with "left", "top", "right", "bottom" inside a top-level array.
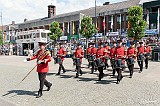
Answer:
[{"left": 26, "top": 41, "right": 52, "bottom": 98}]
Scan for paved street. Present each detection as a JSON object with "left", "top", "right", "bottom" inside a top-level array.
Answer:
[{"left": 0, "top": 56, "right": 160, "bottom": 106}]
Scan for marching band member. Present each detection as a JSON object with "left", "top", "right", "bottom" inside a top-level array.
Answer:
[
  {"left": 90, "top": 42, "right": 97, "bottom": 74},
  {"left": 56, "top": 43, "right": 66, "bottom": 75},
  {"left": 74, "top": 43, "right": 84, "bottom": 78},
  {"left": 144, "top": 42, "right": 151, "bottom": 69},
  {"left": 96, "top": 42, "right": 105, "bottom": 81},
  {"left": 26, "top": 41, "right": 52, "bottom": 98},
  {"left": 109, "top": 41, "right": 116, "bottom": 76},
  {"left": 104, "top": 41, "right": 110, "bottom": 69},
  {"left": 126, "top": 41, "right": 137, "bottom": 78},
  {"left": 137, "top": 41, "right": 145, "bottom": 73},
  {"left": 115, "top": 40, "right": 125, "bottom": 84}
]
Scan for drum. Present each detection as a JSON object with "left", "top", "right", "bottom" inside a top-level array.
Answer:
[
  {"left": 72, "top": 58, "right": 81, "bottom": 66},
  {"left": 95, "top": 59, "right": 105, "bottom": 67},
  {"left": 115, "top": 59, "right": 124, "bottom": 69},
  {"left": 145, "top": 53, "right": 150, "bottom": 58},
  {"left": 126, "top": 57, "right": 134, "bottom": 65},
  {"left": 54, "top": 57, "right": 62, "bottom": 64},
  {"left": 89, "top": 55, "right": 95, "bottom": 62},
  {"left": 137, "top": 54, "right": 144, "bottom": 61}
]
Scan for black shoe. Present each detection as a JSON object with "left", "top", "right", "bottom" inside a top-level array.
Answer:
[
  {"left": 56, "top": 73, "right": 60, "bottom": 75},
  {"left": 36, "top": 90, "right": 42, "bottom": 98},
  {"left": 98, "top": 78, "right": 101, "bottom": 81},
  {"left": 75, "top": 76, "right": 79, "bottom": 78},
  {"left": 129, "top": 76, "right": 132, "bottom": 78},
  {"left": 116, "top": 81, "right": 120, "bottom": 84},
  {"left": 121, "top": 76, "right": 123, "bottom": 80},
  {"left": 63, "top": 70, "right": 66, "bottom": 73},
  {"left": 47, "top": 83, "right": 52, "bottom": 91}
]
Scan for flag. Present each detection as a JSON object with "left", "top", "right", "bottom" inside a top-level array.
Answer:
[
  {"left": 103, "top": 16, "right": 105, "bottom": 31},
  {"left": 111, "top": 15, "right": 113, "bottom": 30},
  {"left": 72, "top": 21, "right": 74, "bottom": 35},
  {"left": 79, "top": 20, "right": 81, "bottom": 30},
  {"left": 146, "top": 10, "right": 149, "bottom": 29},
  {"left": 67, "top": 22, "right": 69, "bottom": 34},
  {"left": 62, "top": 22, "right": 65, "bottom": 36},
  {"left": 128, "top": 21, "right": 130, "bottom": 29},
  {"left": 157, "top": 8, "right": 160, "bottom": 34},
  {"left": 119, "top": 14, "right": 122, "bottom": 34}
]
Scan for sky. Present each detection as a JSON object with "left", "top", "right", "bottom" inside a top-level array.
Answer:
[{"left": 0, "top": 0, "right": 128, "bottom": 25}]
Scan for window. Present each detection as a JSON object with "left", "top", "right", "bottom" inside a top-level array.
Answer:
[
  {"left": 41, "top": 33, "right": 46, "bottom": 38},
  {"left": 37, "top": 33, "right": 40, "bottom": 38}
]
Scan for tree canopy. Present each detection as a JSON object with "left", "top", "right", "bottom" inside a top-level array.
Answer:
[
  {"left": 127, "top": 6, "right": 147, "bottom": 41},
  {"left": 49, "top": 21, "right": 62, "bottom": 41}
]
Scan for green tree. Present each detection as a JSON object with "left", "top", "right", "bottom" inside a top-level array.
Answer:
[
  {"left": 49, "top": 21, "right": 62, "bottom": 56},
  {"left": 127, "top": 6, "right": 147, "bottom": 42},
  {"left": 0, "top": 30, "right": 3, "bottom": 45},
  {"left": 79, "top": 16, "right": 96, "bottom": 48}
]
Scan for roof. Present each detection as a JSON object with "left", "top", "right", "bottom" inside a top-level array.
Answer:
[{"left": 18, "top": 0, "right": 141, "bottom": 25}]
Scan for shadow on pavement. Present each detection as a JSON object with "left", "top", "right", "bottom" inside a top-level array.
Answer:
[
  {"left": 46, "top": 72, "right": 56, "bottom": 76},
  {"left": 2, "top": 90, "right": 37, "bottom": 97},
  {"left": 94, "top": 80, "right": 117, "bottom": 84}
]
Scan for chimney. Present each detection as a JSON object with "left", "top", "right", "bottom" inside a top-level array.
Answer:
[
  {"left": 48, "top": 5, "right": 56, "bottom": 18},
  {"left": 12, "top": 21, "right": 15, "bottom": 25},
  {"left": 24, "top": 18, "right": 27, "bottom": 22},
  {"left": 103, "top": 2, "right": 110, "bottom": 6}
]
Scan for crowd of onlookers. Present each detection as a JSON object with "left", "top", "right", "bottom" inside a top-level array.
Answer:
[{"left": 1, "top": 36, "right": 160, "bottom": 56}]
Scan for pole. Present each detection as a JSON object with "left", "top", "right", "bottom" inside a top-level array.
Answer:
[
  {"left": 95, "top": 0, "right": 97, "bottom": 47},
  {"left": 1, "top": 9, "right": 3, "bottom": 47}
]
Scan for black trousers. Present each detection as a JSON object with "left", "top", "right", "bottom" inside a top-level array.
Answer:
[
  {"left": 138, "top": 60, "right": 143, "bottom": 72},
  {"left": 91, "top": 62, "right": 95, "bottom": 73},
  {"left": 116, "top": 68, "right": 123, "bottom": 82},
  {"left": 128, "top": 64, "right": 134, "bottom": 76},
  {"left": 111, "top": 59, "right": 116, "bottom": 75},
  {"left": 58, "top": 63, "right": 65, "bottom": 73},
  {"left": 98, "top": 67, "right": 104, "bottom": 80},
  {"left": 38, "top": 73, "right": 51, "bottom": 91},
  {"left": 145, "top": 58, "right": 149, "bottom": 68},
  {"left": 76, "top": 65, "right": 82, "bottom": 77},
  {"left": 104, "top": 59, "right": 109, "bottom": 69}
]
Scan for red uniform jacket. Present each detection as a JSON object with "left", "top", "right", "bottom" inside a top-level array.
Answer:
[
  {"left": 87, "top": 47, "right": 92, "bottom": 55},
  {"left": 115, "top": 46, "right": 125, "bottom": 59},
  {"left": 137, "top": 46, "right": 145, "bottom": 54},
  {"left": 127, "top": 47, "right": 137, "bottom": 58},
  {"left": 110, "top": 47, "right": 116, "bottom": 58},
  {"left": 75, "top": 48, "right": 84, "bottom": 62},
  {"left": 58, "top": 47, "right": 66, "bottom": 61},
  {"left": 145, "top": 46, "right": 151, "bottom": 53},
  {"left": 96, "top": 48, "right": 105, "bottom": 59},
  {"left": 31, "top": 50, "right": 51, "bottom": 73},
  {"left": 104, "top": 46, "right": 110, "bottom": 57},
  {"left": 91, "top": 47, "right": 97, "bottom": 56}
]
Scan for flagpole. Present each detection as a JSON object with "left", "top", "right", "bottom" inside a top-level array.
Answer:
[
  {"left": 120, "top": 14, "right": 121, "bottom": 35},
  {"left": 95, "top": 0, "right": 97, "bottom": 46},
  {"left": 103, "top": 16, "right": 105, "bottom": 36},
  {"left": 1, "top": 9, "right": 3, "bottom": 47}
]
